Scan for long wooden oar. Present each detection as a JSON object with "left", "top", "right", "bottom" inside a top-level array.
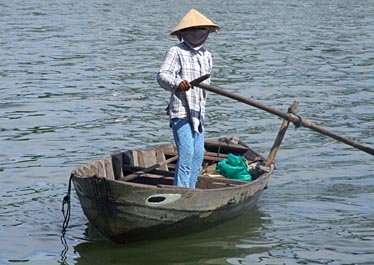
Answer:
[{"left": 193, "top": 79, "right": 373, "bottom": 156}]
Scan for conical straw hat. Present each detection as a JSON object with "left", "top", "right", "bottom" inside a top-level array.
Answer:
[{"left": 170, "top": 9, "right": 220, "bottom": 35}]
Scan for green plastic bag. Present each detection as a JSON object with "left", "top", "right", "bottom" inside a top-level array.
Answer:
[{"left": 216, "top": 153, "right": 252, "bottom": 181}]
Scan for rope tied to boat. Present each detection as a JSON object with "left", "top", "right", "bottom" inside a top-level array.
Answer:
[
  {"left": 288, "top": 107, "right": 303, "bottom": 129},
  {"left": 61, "top": 174, "right": 73, "bottom": 234}
]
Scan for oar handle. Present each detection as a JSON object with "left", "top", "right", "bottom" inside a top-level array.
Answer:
[
  {"left": 196, "top": 82, "right": 374, "bottom": 156},
  {"left": 191, "top": 74, "right": 211, "bottom": 86}
]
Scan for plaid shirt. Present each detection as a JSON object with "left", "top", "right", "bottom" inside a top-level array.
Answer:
[{"left": 157, "top": 42, "right": 212, "bottom": 133}]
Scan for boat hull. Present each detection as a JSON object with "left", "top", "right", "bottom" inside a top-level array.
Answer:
[
  {"left": 72, "top": 173, "right": 270, "bottom": 243},
  {"left": 71, "top": 138, "right": 273, "bottom": 243}
]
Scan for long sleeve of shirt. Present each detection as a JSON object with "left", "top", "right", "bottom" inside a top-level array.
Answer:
[{"left": 157, "top": 46, "right": 183, "bottom": 93}]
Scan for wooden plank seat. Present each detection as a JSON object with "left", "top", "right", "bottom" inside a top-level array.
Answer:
[{"left": 121, "top": 164, "right": 248, "bottom": 188}]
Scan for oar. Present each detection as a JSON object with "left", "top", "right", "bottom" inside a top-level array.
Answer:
[
  {"left": 122, "top": 155, "right": 178, "bottom": 181},
  {"left": 192, "top": 79, "right": 373, "bottom": 156}
]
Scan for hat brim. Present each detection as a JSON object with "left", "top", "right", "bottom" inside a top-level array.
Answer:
[{"left": 171, "top": 25, "right": 220, "bottom": 35}]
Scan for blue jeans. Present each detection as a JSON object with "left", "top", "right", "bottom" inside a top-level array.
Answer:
[{"left": 171, "top": 118, "right": 205, "bottom": 188}]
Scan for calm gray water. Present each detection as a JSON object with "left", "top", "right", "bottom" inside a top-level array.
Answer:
[{"left": 1, "top": 0, "right": 373, "bottom": 264}]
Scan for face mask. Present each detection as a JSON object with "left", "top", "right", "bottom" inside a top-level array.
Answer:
[{"left": 180, "top": 27, "right": 210, "bottom": 48}]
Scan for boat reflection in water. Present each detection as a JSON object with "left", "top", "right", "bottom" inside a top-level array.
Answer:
[{"left": 73, "top": 206, "right": 268, "bottom": 264}]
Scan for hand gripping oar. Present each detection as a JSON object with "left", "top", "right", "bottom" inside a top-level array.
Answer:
[
  {"left": 175, "top": 74, "right": 211, "bottom": 93},
  {"left": 195, "top": 81, "right": 373, "bottom": 156}
]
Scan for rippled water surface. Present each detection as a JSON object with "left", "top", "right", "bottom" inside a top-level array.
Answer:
[{"left": 1, "top": 0, "right": 373, "bottom": 264}]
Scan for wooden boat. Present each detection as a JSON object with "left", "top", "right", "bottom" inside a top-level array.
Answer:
[{"left": 70, "top": 137, "right": 273, "bottom": 243}]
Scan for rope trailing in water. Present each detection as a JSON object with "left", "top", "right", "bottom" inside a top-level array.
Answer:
[
  {"left": 287, "top": 107, "right": 303, "bottom": 128},
  {"left": 61, "top": 174, "right": 73, "bottom": 234}
]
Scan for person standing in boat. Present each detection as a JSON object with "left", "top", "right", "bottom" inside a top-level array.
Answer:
[{"left": 157, "top": 9, "right": 220, "bottom": 188}]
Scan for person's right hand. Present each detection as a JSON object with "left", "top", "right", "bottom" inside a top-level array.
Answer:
[{"left": 178, "top": 80, "right": 192, "bottom": 91}]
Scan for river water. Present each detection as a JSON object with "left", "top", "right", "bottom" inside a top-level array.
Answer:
[{"left": 1, "top": 0, "right": 373, "bottom": 264}]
